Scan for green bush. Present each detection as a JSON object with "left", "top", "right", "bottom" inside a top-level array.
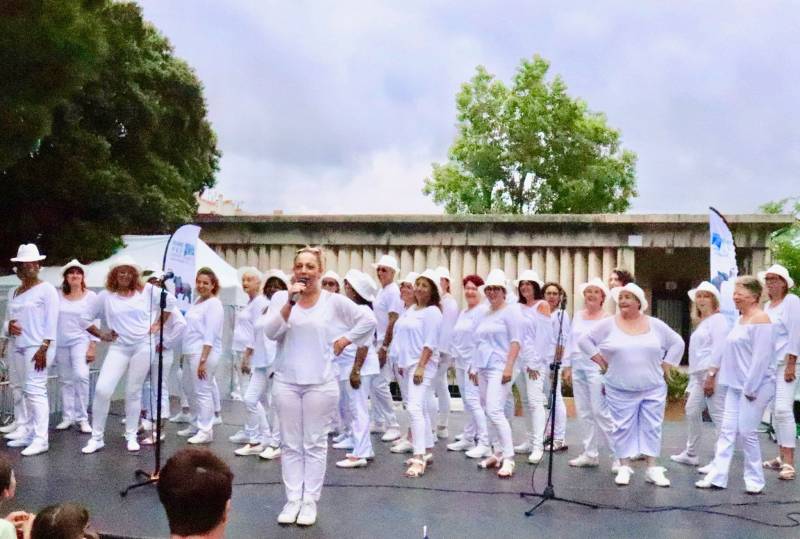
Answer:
[{"left": 666, "top": 368, "right": 689, "bottom": 402}]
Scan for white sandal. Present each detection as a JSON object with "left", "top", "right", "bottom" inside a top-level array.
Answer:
[
  {"left": 763, "top": 457, "right": 782, "bottom": 470},
  {"left": 778, "top": 463, "right": 796, "bottom": 480},
  {"left": 497, "top": 458, "right": 515, "bottom": 478},
  {"left": 404, "top": 458, "right": 426, "bottom": 478}
]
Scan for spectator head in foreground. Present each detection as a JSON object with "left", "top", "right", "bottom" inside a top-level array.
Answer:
[{"left": 30, "top": 502, "right": 97, "bottom": 539}]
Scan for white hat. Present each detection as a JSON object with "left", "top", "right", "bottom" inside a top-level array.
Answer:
[
  {"left": 372, "top": 254, "right": 400, "bottom": 273},
  {"left": 688, "top": 281, "right": 721, "bottom": 303},
  {"left": 10, "top": 244, "right": 46, "bottom": 263},
  {"left": 480, "top": 268, "right": 510, "bottom": 295},
  {"left": 611, "top": 283, "right": 648, "bottom": 312},
  {"left": 578, "top": 277, "right": 610, "bottom": 299},
  {"left": 264, "top": 269, "right": 291, "bottom": 289},
  {"left": 237, "top": 266, "right": 264, "bottom": 282},
  {"left": 344, "top": 269, "right": 378, "bottom": 303},
  {"left": 514, "top": 269, "right": 544, "bottom": 289},
  {"left": 758, "top": 264, "right": 795, "bottom": 289},
  {"left": 60, "top": 259, "right": 87, "bottom": 275},
  {"left": 321, "top": 270, "right": 343, "bottom": 288},
  {"left": 416, "top": 268, "right": 443, "bottom": 295},
  {"left": 109, "top": 255, "right": 142, "bottom": 273},
  {"left": 399, "top": 271, "right": 419, "bottom": 286},
  {"left": 436, "top": 266, "right": 451, "bottom": 281}
]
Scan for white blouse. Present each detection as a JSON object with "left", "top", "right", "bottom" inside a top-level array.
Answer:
[
  {"left": 564, "top": 310, "right": 610, "bottom": 371},
  {"left": 374, "top": 282, "right": 404, "bottom": 343},
  {"left": 517, "top": 302, "right": 553, "bottom": 372},
  {"left": 551, "top": 309, "right": 572, "bottom": 362},
  {"left": 688, "top": 312, "right": 730, "bottom": 374},
  {"left": 83, "top": 284, "right": 176, "bottom": 346},
  {"left": 393, "top": 305, "right": 442, "bottom": 370},
  {"left": 764, "top": 294, "right": 800, "bottom": 366},
  {"left": 438, "top": 293, "right": 460, "bottom": 357},
  {"left": 57, "top": 290, "right": 98, "bottom": 348},
  {"left": 161, "top": 308, "right": 187, "bottom": 351},
  {"left": 251, "top": 300, "right": 278, "bottom": 370},
  {"left": 472, "top": 304, "right": 523, "bottom": 372},
  {"left": 264, "top": 290, "right": 376, "bottom": 385},
  {"left": 333, "top": 304, "right": 380, "bottom": 380},
  {"left": 232, "top": 295, "right": 269, "bottom": 353},
  {"left": 450, "top": 304, "right": 490, "bottom": 370},
  {"left": 4, "top": 282, "right": 59, "bottom": 348},
  {"left": 718, "top": 321, "right": 775, "bottom": 395},
  {"left": 578, "top": 316, "right": 685, "bottom": 391},
  {"left": 182, "top": 297, "right": 224, "bottom": 355}
]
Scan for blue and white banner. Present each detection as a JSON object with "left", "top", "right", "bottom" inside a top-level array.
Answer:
[
  {"left": 709, "top": 208, "right": 738, "bottom": 326},
  {"left": 164, "top": 224, "right": 201, "bottom": 312}
]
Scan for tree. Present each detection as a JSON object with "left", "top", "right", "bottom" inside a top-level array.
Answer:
[
  {"left": 0, "top": 2, "right": 219, "bottom": 268},
  {"left": 761, "top": 197, "right": 800, "bottom": 295},
  {"left": 424, "top": 56, "right": 637, "bottom": 214}
]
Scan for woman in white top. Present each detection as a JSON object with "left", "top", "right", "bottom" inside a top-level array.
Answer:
[
  {"left": 387, "top": 272, "right": 419, "bottom": 454},
  {"left": 543, "top": 282, "right": 570, "bottom": 452},
  {"left": 54, "top": 260, "right": 97, "bottom": 434},
  {"left": 433, "top": 266, "right": 459, "bottom": 440},
  {"left": 176, "top": 268, "right": 225, "bottom": 445},
  {"left": 670, "top": 281, "right": 729, "bottom": 469},
  {"left": 3, "top": 244, "right": 58, "bottom": 457},
  {"left": 759, "top": 264, "right": 799, "bottom": 481},
  {"left": 563, "top": 278, "right": 616, "bottom": 469},
  {"left": 446, "top": 275, "right": 490, "bottom": 456},
  {"left": 578, "top": 283, "right": 684, "bottom": 487},
  {"left": 512, "top": 270, "right": 552, "bottom": 465},
  {"left": 230, "top": 267, "right": 265, "bottom": 400},
  {"left": 696, "top": 276, "right": 776, "bottom": 494},
  {"left": 472, "top": 269, "right": 523, "bottom": 478},
  {"left": 81, "top": 256, "right": 176, "bottom": 454},
  {"left": 265, "top": 247, "right": 374, "bottom": 527}
]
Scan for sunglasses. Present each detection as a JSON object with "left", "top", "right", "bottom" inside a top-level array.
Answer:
[
  {"left": 321, "top": 280, "right": 338, "bottom": 287},
  {"left": 376, "top": 267, "right": 392, "bottom": 273}
]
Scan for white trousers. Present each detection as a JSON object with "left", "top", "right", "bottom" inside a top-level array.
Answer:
[
  {"left": 773, "top": 363, "right": 799, "bottom": 449},
  {"left": 185, "top": 352, "right": 220, "bottom": 435},
  {"left": 91, "top": 342, "right": 151, "bottom": 441},
  {"left": 605, "top": 384, "right": 667, "bottom": 459},
  {"left": 523, "top": 373, "right": 547, "bottom": 451},
  {"left": 434, "top": 353, "right": 452, "bottom": 428},
  {"left": 142, "top": 348, "right": 174, "bottom": 421},
  {"left": 369, "top": 360, "right": 399, "bottom": 428},
  {"left": 462, "top": 370, "right": 489, "bottom": 446},
  {"left": 273, "top": 377, "right": 339, "bottom": 502},
  {"left": 230, "top": 350, "right": 247, "bottom": 398},
  {"left": 7, "top": 342, "right": 29, "bottom": 428},
  {"left": 11, "top": 346, "right": 52, "bottom": 445},
  {"left": 55, "top": 341, "right": 90, "bottom": 423},
  {"left": 243, "top": 368, "right": 280, "bottom": 446},
  {"left": 455, "top": 367, "right": 477, "bottom": 442},
  {"left": 343, "top": 374, "right": 375, "bottom": 458},
  {"left": 708, "top": 384, "right": 775, "bottom": 490},
  {"left": 543, "top": 369, "right": 566, "bottom": 440},
  {"left": 404, "top": 364, "right": 435, "bottom": 455},
  {"left": 572, "top": 368, "right": 616, "bottom": 458},
  {"left": 683, "top": 371, "right": 726, "bottom": 455},
  {"left": 478, "top": 368, "right": 514, "bottom": 459},
  {"left": 337, "top": 378, "right": 352, "bottom": 437}
]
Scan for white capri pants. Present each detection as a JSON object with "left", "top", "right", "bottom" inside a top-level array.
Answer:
[
  {"left": 90, "top": 341, "right": 151, "bottom": 441},
  {"left": 342, "top": 374, "right": 375, "bottom": 458},
  {"left": 273, "top": 377, "right": 339, "bottom": 502},
  {"left": 773, "top": 362, "right": 799, "bottom": 449},
  {"left": 683, "top": 371, "right": 726, "bottom": 456},
  {"left": 404, "top": 363, "right": 435, "bottom": 456},
  {"left": 605, "top": 383, "right": 667, "bottom": 459},
  {"left": 186, "top": 352, "right": 221, "bottom": 435},
  {"left": 55, "top": 341, "right": 91, "bottom": 423},
  {"left": 11, "top": 345, "right": 53, "bottom": 446},
  {"left": 572, "top": 368, "right": 616, "bottom": 458},
  {"left": 708, "top": 383, "right": 775, "bottom": 490},
  {"left": 243, "top": 367, "right": 280, "bottom": 446},
  {"left": 434, "top": 353, "right": 452, "bottom": 428},
  {"left": 478, "top": 367, "right": 514, "bottom": 459}
]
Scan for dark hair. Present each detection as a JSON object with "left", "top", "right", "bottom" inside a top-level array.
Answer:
[
  {"left": 106, "top": 265, "right": 143, "bottom": 293},
  {"left": 30, "top": 503, "right": 94, "bottom": 539},
  {"left": 344, "top": 280, "right": 373, "bottom": 309},
  {"left": 611, "top": 268, "right": 634, "bottom": 286},
  {"left": 415, "top": 276, "right": 441, "bottom": 309},
  {"left": 61, "top": 266, "right": 86, "bottom": 295},
  {"left": 0, "top": 454, "right": 12, "bottom": 492},
  {"left": 517, "top": 280, "right": 544, "bottom": 304},
  {"left": 462, "top": 274, "right": 484, "bottom": 288},
  {"left": 158, "top": 448, "right": 233, "bottom": 536},
  {"left": 263, "top": 276, "right": 288, "bottom": 296},
  {"left": 196, "top": 267, "right": 220, "bottom": 296}
]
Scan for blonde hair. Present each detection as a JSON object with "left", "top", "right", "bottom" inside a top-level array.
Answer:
[
  {"left": 691, "top": 292, "right": 720, "bottom": 324},
  {"left": 294, "top": 246, "right": 326, "bottom": 272}
]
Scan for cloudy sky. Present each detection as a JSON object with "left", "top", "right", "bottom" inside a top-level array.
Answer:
[{"left": 138, "top": 1, "right": 799, "bottom": 215}]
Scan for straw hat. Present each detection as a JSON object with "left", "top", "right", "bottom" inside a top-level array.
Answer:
[{"left": 60, "top": 259, "right": 87, "bottom": 276}]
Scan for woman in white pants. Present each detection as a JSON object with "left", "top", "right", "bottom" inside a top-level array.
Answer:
[
  {"left": 3, "top": 244, "right": 58, "bottom": 457},
  {"left": 670, "top": 281, "right": 729, "bottom": 469},
  {"left": 433, "top": 267, "right": 459, "bottom": 440},
  {"left": 543, "top": 282, "right": 570, "bottom": 452},
  {"left": 578, "top": 283, "right": 684, "bottom": 487},
  {"left": 54, "top": 260, "right": 97, "bottom": 434},
  {"left": 265, "top": 247, "right": 374, "bottom": 527},
  {"left": 81, "top": 256, "right": 175, "bottom": 454},
  {"left": 696, "top": 276, "right": 776, "bottom": 494},
  {"left": 563, "top": 278, "right": 616, "bottom": 469},
  {"left": 473, "top": 269, "right": 523, "bottom": 478},
  {"left": 447, "top": 275, "right": 490, "bottom": 455},
  {"left": 759, "top": 264, "right": 799, "bottom": 481},
  {"left": 177, "top": 268, "right": 224, "bottom": 445},
  {"left": 388, "top": 272, "right": 419, "bottom": 454},
  {"left": 512, "top": 270, "right": 552, "bottom": 465}
]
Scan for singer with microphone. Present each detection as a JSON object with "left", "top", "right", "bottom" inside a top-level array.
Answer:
[
  {"left": 543, "top": 282, "right": 571, "bottom": 453},
  {"left": 264, "top": 247, "right": 375, "bottom": 527}
]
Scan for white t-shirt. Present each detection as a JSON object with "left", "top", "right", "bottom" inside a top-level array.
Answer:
[
  {"left": 450, "top": 304, "right": 490, "bottom": 370},
  {"left": 578, "top": 316, "right": 685, "bottom": 391},
  {"left": 472, "top": 303, "right": 523, "bottom": 372},
  {"left": 764, "top": 294, "right": 800, "bottom": 366},
  {"left": 83, "top": 284, "right": 176, "bottom": 346},
  {"left": 688, "top": 312, "right": 730, "bottom": 374},
  {"left": 374, "top": 282, "right": 404, "bottom": 343},
  {"left": 182, "top": 296, "right": 224, "bottom": 355},
  {"left": 333, "top": 304, "right": 380, "bottom": 380},
  {"left": 564, "top": 310, "right": 611, "bottom": 371},
  {"left": 517, "top": 301, "right": 553, "bottom": 372},
  {"left": 4, "top": 281, "right": 59, "bottom": 348},
  {"left": 265, "top": 290, "right": 376, "bottom": 385},
  {"left": 252, "top": 299, "right": 278, "bottom": 370},
  {"left": 438, "top": 293, "right": 460, "bottom": 356},
  {"left": 718, "top": 321, "right": 776, "bottom": 395},
  {"left": 232, "top": 294, "right": 269, "bottom": 353},
  {"left": 393, "top": 305, "right": 443, "bottom": 371},
  {"left": 57, "top": 289, "right": 98, "bottom": 348}
]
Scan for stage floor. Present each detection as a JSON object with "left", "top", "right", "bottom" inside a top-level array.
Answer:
[{"left": 4, "top": 400, "right": 799, "bottom": 539}]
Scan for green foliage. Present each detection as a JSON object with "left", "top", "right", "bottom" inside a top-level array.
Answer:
[
  {"left": 761, "top": 197, "right": 800, "bottom": 295},
  {"left": 665, "top": 368, "right": 689, "bottom": 402},
  {"left": 0, "top": 2, "right": 219, "bottom": 268},
  {"left": 424, "top": 56, "right": 637, "bottom": 214}
]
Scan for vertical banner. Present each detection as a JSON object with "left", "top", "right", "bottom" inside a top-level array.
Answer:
[
  {"left": 709, "top": 207, "right": 738, "bottom": 326},
  {"left": 164, "top": 224, "right": 201, "bottom": 312}
]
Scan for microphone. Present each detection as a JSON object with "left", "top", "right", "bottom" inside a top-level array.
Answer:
[{"left": 291, "top": 277, "right": 309, "bottom": 303}]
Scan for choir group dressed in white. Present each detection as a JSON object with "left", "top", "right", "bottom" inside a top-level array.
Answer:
[{"left": 1, "top": 243, "right": 798, "bottom": 527}]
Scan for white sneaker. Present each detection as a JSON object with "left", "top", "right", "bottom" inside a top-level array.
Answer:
[
  {"left": 296, "top": 500, "right": 317, "bottom": 526},
  {"left": 465, "top": 444, "right": 493, "bottom": 459},
  {"left": 369, "top": 422, "right": 386, "bottom": 434},
  {"left": 514, "top": 441, "right": 532, "bottom": 454},
  {"left": 436, "top": 426, "right": 449, "bottom": 439},
  {"left": 569, "top": 454, "right": 600, "bottom": 467},
  {"left": 169, "top": 411, "right": 191, "bottom": 423},
  {"left": 55, "top": 419, "right": 73, "bottom": 431},
  {"left": 177, "top": 426, "right": 198, "bottom": 437},
  {"left": 228, "top": 430, "right": 251, "bottom": 444},
  {"left": 4, "top": 428, "right": 27, "bottom": 440},
  {"left": 187, "top": 431, "right": 213, "bottom": 444},
  {"left": 140, "top": 433, "right": 165, "bottom": 445},
  {"left": 336, "top": 457, "right": 368, "bottom": 468},
  {"left": 645, "top": 466, "right": 671, "bottom": 487},
  {"left": 454, "top": 433, "right": 464, "bottom": 441},
  {"left": 381, "top": 428, "right": 402, "bottom": 442},
  {"left": 277, "top": 500, "right": 302, "bottom": 524},
  {"left": 697, "top": 462, "right": 715, "bottom": 475},
  {"left": 446, "top": 439, "right": 474, "bottom": 452},
  {"left": 528, "top": 448, "right": 544, "bottom": 464},
  {"left": 82, "top": 439, "right": 105, "bottom": 454},
  {"left": 259, "top": 446, "right": 281, "bottom": 460},
  {"left": 390, "top": 439, "right": 414, "bottom": 453},
  {"left": 7, "top": 438, "right": 32, "bottom": 448},
  {"left": 78, "top": 421, "right": 92, "bottom": 434},
  {"left": 695, "top": 476, "right": 724, "bottom": 489},
  {"left": 611, "top": 459, "right": 621, "bottom": 473},
  {"left": 234, "top": 443, "right": 264, "bottom": 456},
  {"left": 332, "top": 431, "right": 349, "bottom": 443},
  {"left": 614, "top": 465, "right": 634, "bottom": 486},
  {"left": 21, "top": 441, "right": 49, "bottom": 457},
  {"left": 0, "top": 422, "right": 17, "bottom": 434},
  {"left": 670, "top": 451, "right": 700, "bottom": 466},
  {"left": 127, "top": 438, "right": 141, "bottom": 452},
  {"left": 745, "top": 484, "right": 764, "bottom": 495},
  {"left": 213, "top": 415, "right": 223, "bottom": 425},
  {"left": 332, "top": 438, "right": 354, "bottom": 450}
]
